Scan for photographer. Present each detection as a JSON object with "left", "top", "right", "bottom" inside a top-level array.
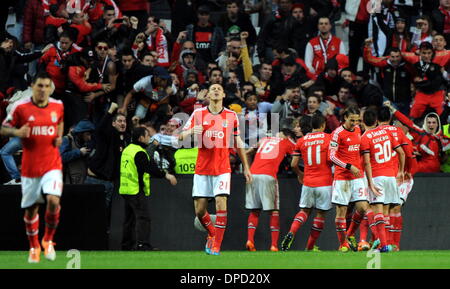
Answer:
[{"left": 60, "top": 119, "right": 95, "bottom": 184}]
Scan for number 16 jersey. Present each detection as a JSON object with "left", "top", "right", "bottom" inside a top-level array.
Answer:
[{"left": 293, "top": 132, "right": 333, "bottom": 187}]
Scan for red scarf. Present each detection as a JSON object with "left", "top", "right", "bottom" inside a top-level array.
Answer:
[
  {"left": 146, "top": 28, "right": 169, "bottom": 67},
  {"left": 440, "top": 6, "right": 450, "bottom": 34}
]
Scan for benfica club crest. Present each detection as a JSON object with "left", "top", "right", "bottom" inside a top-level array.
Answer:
[{"left": 51, "top": 111, "right": 58, "bottom": 123}]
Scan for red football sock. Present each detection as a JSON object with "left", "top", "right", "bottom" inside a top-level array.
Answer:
[
  {"left": 200, "top": 211, "right": 216, "bottom": 238},
  {"left": 359, "top": 216, "right": 369, "bottom": 242},
  {"left": 289, "top": 211, "right": 308, "bottom": 234},
  {"left": 269, "top": 211, "right": 280, "bottom": 248},
  {"left": 392, "top": 213, "right": 402, "bottom": 248},
  {"left": 374, "top": 213, "right": 387, "bottom": 247},
  {"left": 346, "top": 210, "right": 363, "bottom": 237},
  {"left": 384, "top": 215, "right": 392, "bottom": 245},
  {"left": 345, "top": 208, "right": 354, "bottom": 230},
  {"left": 247, "top": 211, "right": 260, "bottom": 243},
  {"left": 306, "top": 217, "right": 325, "bottom": 250},
  {"left": 24, "top": 214, "right": 40, "bottom": 249},
  {"left": 212, "top": 210, "right": 227, "bottom": 250},
  {"left": 335, "top": 217, "right": 347, "bottom": 246},
  {"left": 366, "top": 209, "right": 378, "bottom": 241},
  {"left": 43, "top": 206, "right": 60, "bottom": 242}
]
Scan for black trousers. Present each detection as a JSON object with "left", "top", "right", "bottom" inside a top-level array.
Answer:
[
  {"left": 121, "top": 191, "right": 152, "bottom": 250},
  {"left": 348, "top": 21, "right": 369, "bottom": 73}
]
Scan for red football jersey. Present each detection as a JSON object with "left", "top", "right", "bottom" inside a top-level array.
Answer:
[
  {"left": 183, "top": 107, "right": 240, "bottom": 175},
  {"left": 329, "top": 125, "right": 363, "bottom": 180},
  {"left": 3, "top": 98, "right": 64, "bottom": 178},
  {"left": 293, "top": 132, "right": 333, "bottom": 187},
  {"left": 378, "top": 124, "right": 409, "bottom": 175},
  {"left": 402, "top": 135, "right": 418, "bottom": 176},
  {"left": 361, "top": 127, "right": 401, "bottom": 177},
  {"left": 250, "top": 136, "right": 296, "bottom": 179}
]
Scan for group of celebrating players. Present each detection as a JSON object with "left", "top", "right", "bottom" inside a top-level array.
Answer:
[
  {"left": 245, "top": 103, "right": 416, "bottom": 254},
  {"left": 1, "top": 75, "right": 417, "bottom": 262},
  {"left": 182, "top": 82, "right": 417, "bottom": 255}
]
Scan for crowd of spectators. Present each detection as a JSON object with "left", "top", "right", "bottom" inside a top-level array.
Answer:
[{"left": 1, "top": 0, "right": 450, "bottom": 189}]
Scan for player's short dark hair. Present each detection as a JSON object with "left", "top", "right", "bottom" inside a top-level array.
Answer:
[
  {"left": 378, "top": 106, "right": 392, "bottom": 122},
  {"left": 32, "top": 72, "right": 52, "bottom": 84},
  {"left": 281, "top": 128, "right": 296, "bottom": 139},
  {"left": 343, "top": 105, "right": 360, "bottom": 118},
  {"left": 363, "top": 109, "right": 378, "bottom": 127},
  {"left": 132, "top": 126, "right": 148, "bottom": 143},
  {"left": 300, "top": 116, "right": 312, "bottom": 135},
  {"left": 311, "top": 113, "right": 326, "bottom": 129}
]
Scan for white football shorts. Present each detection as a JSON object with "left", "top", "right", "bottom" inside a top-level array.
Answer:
[
  {"left": 21, "top": 170, "right": 63, "bottom": 209},
  {"left": 369, "top": 176, "right": 400, "bottom": 205},
  {"left": 332, "top": 177, "right": 368, "bottom": 206},
  {"left": 299, "top": 185, "right": 332, "bottom": 211},
  {"left": 245, "top": 174, "right": 279, "bottom": 211},
  {"left": 192, "top": 173, "right": 231, "bottom": 198}
]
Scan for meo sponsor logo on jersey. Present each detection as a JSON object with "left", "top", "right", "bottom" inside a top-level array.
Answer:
[
  {"left": 348, "top": 144, "right": 360, "bottom": 152},
  {"left": 205, "top": 130, "right": 225, "bottom": 139},
  {"left": 32, "top": 126, "right": 56, "bottom": 136}
]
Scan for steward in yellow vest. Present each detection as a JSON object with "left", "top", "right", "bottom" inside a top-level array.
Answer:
[{"left": 119, "top": 127, "right": 177, "bottom": 250}]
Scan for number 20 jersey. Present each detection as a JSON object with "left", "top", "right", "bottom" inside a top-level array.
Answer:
[
  {"left": 293, "top": 132, "right": 333, "bottom": 187},
  {"left": 361, "top": 127, "right": 401, "bottom": 177}
]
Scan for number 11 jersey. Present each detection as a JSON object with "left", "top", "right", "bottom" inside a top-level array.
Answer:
[{"left": 293, "top": 132, "right": 333, "bottom": 187}]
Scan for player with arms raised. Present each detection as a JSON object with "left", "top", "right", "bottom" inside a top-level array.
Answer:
[
  {"left": 281, "top": 114, "right": 333, "bottom": 252},
  {"left": 244, "top": 128, "right": 296, "bottom": 252},
  {"left": 1, "top": 72, "right": 64, "bottom": 263},
  {"left": 178, "top": 83, "right": 252, "bottom": 255},
  {"left": 360, "top": 109, "right": 405, "bottom": 252}
]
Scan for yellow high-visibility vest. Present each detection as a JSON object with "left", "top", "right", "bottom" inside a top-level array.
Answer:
[{"left": 119, "top": 144, "right": 150, "bottom": 196}]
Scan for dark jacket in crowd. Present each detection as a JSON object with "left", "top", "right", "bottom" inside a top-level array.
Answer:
[
  {"left": 88, "top": 112, "right": 130, "bottom": 181},
  {"left": 379, "top": 61, "right": 412, "bottom": 104},
  {"left": 413, "top": 62, "right": 444, "bottom": 95},
  {"left": 186, "top": 22, "right": 225, "bottom": 63},
  {"left": 0, "top": 47, "right": 42, "bottom": 94}
]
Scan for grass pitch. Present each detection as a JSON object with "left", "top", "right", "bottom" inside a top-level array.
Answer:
[{"left": 1, "top": 250, "right": 450, "bottom": 269}]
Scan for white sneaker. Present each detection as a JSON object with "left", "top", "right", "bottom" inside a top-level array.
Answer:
[{"left": 3, "top": 179, "right": 21, "bottom": 185}]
